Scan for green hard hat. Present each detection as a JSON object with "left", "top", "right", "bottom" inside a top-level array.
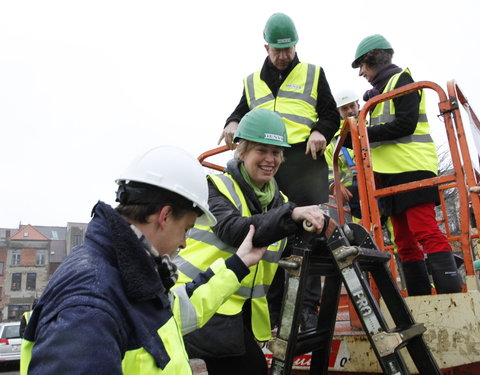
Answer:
[
  {"left": 234, "top": 109, "right": 291, "bottom": 147},
  {"left": 474, "top": 259, "right": 480, "bottom": 271},
  {"left": 352, "top": 34, "right": 393, "bottom": 68},
  {"left": 263, "top": 13, "right": 298, "bottom": 48}
]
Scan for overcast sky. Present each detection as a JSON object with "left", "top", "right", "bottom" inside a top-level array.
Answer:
[{"left": 1, "top": 0, "right": 479, "bottom": 228}]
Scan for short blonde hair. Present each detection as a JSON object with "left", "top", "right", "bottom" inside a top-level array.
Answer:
[{"left": 234, "top": 140, "right": 285, "bottom": 162}]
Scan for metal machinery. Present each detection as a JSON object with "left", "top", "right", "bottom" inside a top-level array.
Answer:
[{"left": 268, "top": 220, "right": 441, "bottom": 375}]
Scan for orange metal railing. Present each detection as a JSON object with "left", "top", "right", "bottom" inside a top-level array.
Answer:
[
  {"left": 198, "top": 145, "right": 229, "bottom": 172},
  {"left": 331, "top": 80, "right": 480, "bottom": 288},
  {"left": 447, "top": 80, "right": 480, "bottom": 258}
]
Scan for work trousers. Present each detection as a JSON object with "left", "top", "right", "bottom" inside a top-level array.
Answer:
[
  {"left": 273, "top": 142, "right": 327, "bottom": 323},
  {"left": 391, "top": 202, "right": 452, "bottom": 262},
  {"left": 275, "top": 142, "right": 329, "bottom": 205}
]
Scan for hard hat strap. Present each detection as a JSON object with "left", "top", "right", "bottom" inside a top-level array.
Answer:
[
  {"left": 116, "top": 183, "right": 204, "bottom": 217},
  {"left": 116, "top": 184, "right": 161, "bottom": 205}
]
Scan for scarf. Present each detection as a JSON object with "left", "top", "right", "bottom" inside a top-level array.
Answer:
[
  {"left": 363, "top": 63, "right": 402, "bottom": 101},
  {"left": 130, "top": 224, "right": 178, "bottom": 291},
  {"left": 239, "top": 163, "right": 275, "bottom": 212}
]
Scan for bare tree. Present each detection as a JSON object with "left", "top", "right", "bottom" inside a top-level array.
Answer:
[{"left": 436, "top": 144, "right": 460, "bottom": 235}]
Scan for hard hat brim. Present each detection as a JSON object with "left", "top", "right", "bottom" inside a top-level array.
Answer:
[
  {"left": 352, "top": 58, "right": 362, "bottom": 69},
  {"left": 194, "top": 204, "right": 217, "bottom": 227},
  {"left": 268, "top": 41, "right": 297, "bottom": 49}
]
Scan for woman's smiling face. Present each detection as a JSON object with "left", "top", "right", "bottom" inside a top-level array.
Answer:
[{"left": 240, "top": 143, "right": 283, "bottom": 189}]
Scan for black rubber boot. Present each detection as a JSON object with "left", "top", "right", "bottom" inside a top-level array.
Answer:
[
  {"left": 401, "top": 260, "right": 432, "bottom": 296},
  {"left": 427, "top": 251, "right": 462, "bottom": 294}
]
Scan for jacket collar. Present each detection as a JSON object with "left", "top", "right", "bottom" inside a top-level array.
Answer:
[
  {"left": 363, "top": 64, "right": 402, "bottom": 101},
  {"left": 90, "top": 202, "right": 169, "bottom": 303},
  {"left": 264, "top": 53, "right": 299, "bottom": 75},
  {"left": 260, "top": 54, "right": 300, "bottom": 95}
]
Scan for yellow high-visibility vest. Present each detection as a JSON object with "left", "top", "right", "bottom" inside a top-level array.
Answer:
[
  {"left": 244, "top": 62, "right": 320, "bottom": 144},
  {"left": 175, "top": 173, "right": 288, "bottom": 341},
  {"left": 369, "top": 69, "right": 438, "bottom": 174}
]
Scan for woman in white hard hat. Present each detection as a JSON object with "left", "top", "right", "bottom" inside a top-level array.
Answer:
[
  {"left": 175, "top": 108, "right": 329, "bottom": 375},
  {"left": 350, "top": 34, "right": 461, "bottom": 295},
  {"left": 21, "top": 145, "right": 268, "bottom": 375}
]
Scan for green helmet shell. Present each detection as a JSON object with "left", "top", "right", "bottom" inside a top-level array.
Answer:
[
  {"left": 234, "top": 109, "right": 291, "bottom": 148},
  {"left": 352, "top": 34, "right": 393, "bottom": 68},
  {"left": 263, "top": 13, "right": 298, "bottom": 48},
  {"left": 475, "top": 259, "right": 480, "bottom": 271}
]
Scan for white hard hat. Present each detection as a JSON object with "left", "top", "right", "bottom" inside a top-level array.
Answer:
[
  {"left": 335, "top": 89, "right": 359, "bottom": 108},
  {"left": 116, "top": 145, "right": 216, "bottom": 227}
]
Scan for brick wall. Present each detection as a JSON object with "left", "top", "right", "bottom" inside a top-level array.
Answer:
[{"left": 21, "top": 249, "right": 37, "bottom": 266}]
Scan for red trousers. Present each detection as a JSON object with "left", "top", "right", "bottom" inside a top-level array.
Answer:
[{"left": 390, "top": 202, "right": 452, "bottom": 262}]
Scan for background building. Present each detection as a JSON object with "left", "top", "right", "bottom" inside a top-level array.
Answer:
[{"left": 0, "top": 222, "right": 87, "bottom": 321}]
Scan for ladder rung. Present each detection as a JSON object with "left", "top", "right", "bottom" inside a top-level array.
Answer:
[
  {"left": 271, "top": 222, "right": 441, "bottom": 375},
  {"left": 356, "top": 247, "right": 391, "bottom": 262},
  {"left": 308, "top": 262, "right": 338, "bottom": 276},
  {"left": 269, "top": 330, "right": 332, "bottom": 362},
  {"left": 294, "top": 329, "right": 332, "bottom": 356},
  {"left": 371, "top": 323, "right": 426, "bottom": 357},
  {"left": 332, "top": 245, "right": 390, "bottom": 269}
]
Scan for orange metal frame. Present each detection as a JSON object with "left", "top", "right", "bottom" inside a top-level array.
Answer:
[
  {"left": 447, "top": 81, "right": 480, "bottom": 248},
  {"left": 198, "top": 145, "right": 229, "bottom": 172},
  {"left": 332, "top": 80, "right": 480, "bottom": 286}
]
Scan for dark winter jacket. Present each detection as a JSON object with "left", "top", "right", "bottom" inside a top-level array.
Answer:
[
  {"left": 21, "top": 201, "right": 248, "bottom": 374},
  {"left": 209, "top": 159, "right": 300, "bottom": 248}
]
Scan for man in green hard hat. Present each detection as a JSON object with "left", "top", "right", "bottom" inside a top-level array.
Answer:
[
  {"left": 219, "top": 12, "right": 339, "bottom": 206},
  {"left": 218, "top": 12, "right": 340, "bottom": 331}
]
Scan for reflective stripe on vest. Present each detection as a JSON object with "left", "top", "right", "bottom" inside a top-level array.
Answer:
[
  {"left": 368, "top": 69, "right": 438, "bottom": 174},
  {"left": 172, "top": 284, "right": 198, "bottom": 335},
  {"left": 370, "top": 133, "right": 433, "bottom": 149},
  {"left": 175, "top": 173, "right": 287, "bottom": 341},
  {"left": 186, "top": 226, "right": 284, "bottom": 263},
  {"left": 244, "top": 62, "right": 320, "bottom": 144}
]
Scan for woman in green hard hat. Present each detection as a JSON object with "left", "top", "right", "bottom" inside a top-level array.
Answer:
[
  {"left": 174, "top": 108, "right": 327, "bottom": 375},
  {"left": 350, "top": 34, "right": 462, "bottom": 296}
]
